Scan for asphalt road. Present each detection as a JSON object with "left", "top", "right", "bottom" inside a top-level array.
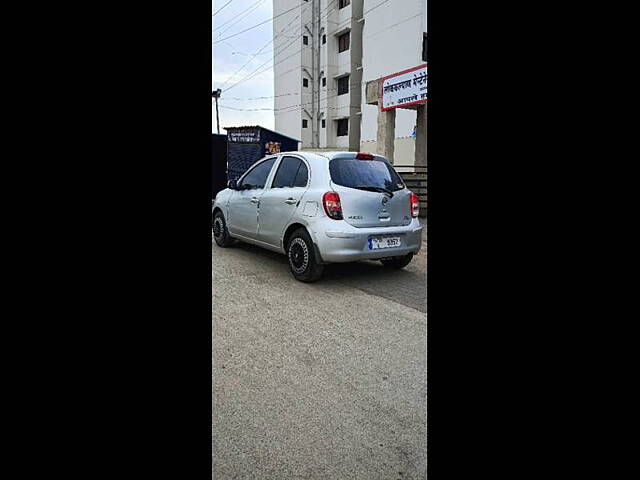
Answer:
[{"left": 213, "top": 225, "right": 426, "bottom": 479}]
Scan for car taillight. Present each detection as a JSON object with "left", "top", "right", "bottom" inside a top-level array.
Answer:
[
  {"left": 410, "top": 192, "right": 420, "bottom": 217},
  {"left": 323, "top": 192, "right": 343, "bottom": 220},
  {"left": 355, "top": 152, "right": 374, "bottom": 160}
]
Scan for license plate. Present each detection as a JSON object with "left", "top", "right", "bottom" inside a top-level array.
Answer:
[{"left": 369, "top": 236, "right": 401, "bottom": 250}]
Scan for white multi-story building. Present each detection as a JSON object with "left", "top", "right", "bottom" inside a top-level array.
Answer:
[{"left": 273, "top": 0, "right": 427, "bottom": 165}]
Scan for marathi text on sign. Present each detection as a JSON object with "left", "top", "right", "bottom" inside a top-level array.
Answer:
[{"left": 380, "top": 64, "right": 427, "bottom": 111}]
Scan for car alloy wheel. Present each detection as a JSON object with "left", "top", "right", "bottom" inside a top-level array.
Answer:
[
  {"left": 288, "top": 237, "right": 309, "bottom": 274},
  {"left": 213, "top": 217, "right": 224, "bottom": 240}
]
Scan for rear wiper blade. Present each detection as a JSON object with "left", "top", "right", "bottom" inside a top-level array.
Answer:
[{"left": 353, "top": 186, "right": 394, "bottom": 197}]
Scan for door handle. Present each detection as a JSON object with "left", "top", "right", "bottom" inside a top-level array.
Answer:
[
  {"left": 284, "top": 198, "right": 297, "bottom": 205},
  {"left": 250, "top": 197, "right": 259, "bottom": 204}
]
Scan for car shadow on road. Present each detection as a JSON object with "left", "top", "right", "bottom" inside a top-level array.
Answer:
[
  {"left": 321, "top": 259, "right": 404, "bottom": 279},
  {"left": 229, "top": 239, "right": 423, "bottom": 282},
  {"left": 219, "top": 240, "right": 426, "bottom": 311},
  {"left": 230, "top": 240, "right": 289, "bottom": 264}
]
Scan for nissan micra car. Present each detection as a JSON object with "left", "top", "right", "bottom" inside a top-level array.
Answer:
[{"left": 213, "top": 151, "right": 423, "bottom": 282}]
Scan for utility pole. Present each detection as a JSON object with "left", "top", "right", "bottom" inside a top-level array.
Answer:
[
  {"left": 309, "top": 1, "right": 317, "bottom": 148},
  {"left": 212, "top": 89, "right": 221, "bottom": 134},
  {"left": 315, "top": 0, "right": 321, "bottom": 149}
]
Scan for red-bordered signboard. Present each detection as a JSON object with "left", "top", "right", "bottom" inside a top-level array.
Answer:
[{"left": 379, "top": 64, "right": 427, "bottom": 111}]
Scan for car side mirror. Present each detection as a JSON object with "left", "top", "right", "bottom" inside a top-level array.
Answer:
[{"left": 227, "top": 179, "right": 238, "bottom": 190}]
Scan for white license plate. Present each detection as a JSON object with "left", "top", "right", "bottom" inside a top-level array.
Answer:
[{"left": 369, "top": 236, "right": 401, "bottom": 250}]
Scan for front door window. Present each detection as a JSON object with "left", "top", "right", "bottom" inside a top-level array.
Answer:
[{"left": 239, "top": 158, "right": 276, "bottom": 190}]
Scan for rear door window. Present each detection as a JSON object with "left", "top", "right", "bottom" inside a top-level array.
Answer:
[
  {"left": 271, "top": 156, "right": 308, "bottom": 188},
  {"left": 329, "top": 158, "right": 404, "bottom": 192},
  {"left": 272, "top": 157, "right": 302, "bottom": 188},
  {"left": 293, "top": 161, "right": 308, "bottom": 187}
]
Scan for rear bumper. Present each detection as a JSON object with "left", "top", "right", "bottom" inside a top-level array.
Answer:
[{"left": 312, "top": 219, "right": 423, "bottom": 263}]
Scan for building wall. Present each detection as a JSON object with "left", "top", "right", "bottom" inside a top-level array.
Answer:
[
  {"left": 275, "top": 0, "right": 364, "bottom": 150},
  {"left": 318, "top": 0, "right": 363, "bottom": 150},
  {"left": 361, "top": 0, "right": 426, "bottom": 146},
  {"left": 360, "top": 137, "right": 416, "bottom": 167},
  {"left": 274, "top": 0, "right": 426, "bottom": 156},
  {"left": 273, "top": 0, "right": 307, "bottom": 144}
]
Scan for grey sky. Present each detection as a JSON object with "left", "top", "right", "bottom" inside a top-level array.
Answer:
[{"left": 213, "top": 0, "right": 276, "bottom": 133}]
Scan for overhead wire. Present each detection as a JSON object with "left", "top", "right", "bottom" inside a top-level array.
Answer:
[
  {"left": 221, "top": 0, "right": 339, "bottom": 92},
  {"left": 213, "top": 0, "right": 234, "bottom": 17},
  {"left": 219, "top": 2, "right": 310, "bottom": 90},
  {"left": 214, "top": 0, "right": 266, "bottom": 38},
  {"left": 213, "top": 1, "right": 307, "bottom": 44},
  {"left": 219, "top": 0, "right": 420, "bottom": 117}
]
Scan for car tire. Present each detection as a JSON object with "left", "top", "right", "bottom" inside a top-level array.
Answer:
[
  {"left": 213, "top": 211, "right": 234, "bottom": 248},
  {"left": 287, "top": 228, "right": 324, "bottom": 283},
  {"left": 380, "top": 253, "right": 414, "bottom": 269}
]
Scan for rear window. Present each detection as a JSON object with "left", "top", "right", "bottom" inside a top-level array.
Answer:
[{"left": 329, "top": 158, "right": 405, "bottom": 192}]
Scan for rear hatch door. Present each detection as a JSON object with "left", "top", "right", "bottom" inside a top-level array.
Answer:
[{"left": 329, "top": 153, "right": 411, "bottom": 228}]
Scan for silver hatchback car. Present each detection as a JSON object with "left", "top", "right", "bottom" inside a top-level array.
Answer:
[{"left": 213, "top": 151, "right": 423, "bottom": 282}]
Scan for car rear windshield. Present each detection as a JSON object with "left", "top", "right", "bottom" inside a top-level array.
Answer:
[{"left": 329, "top": 158, "right": 405, "bottom": 192}]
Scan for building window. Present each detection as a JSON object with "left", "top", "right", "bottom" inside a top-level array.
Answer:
[
  {"left": 303, "top": 35, "right": 308, "bottom": 46},
  {"left": 322, "top": 77, "right": 326, "bottom": 87},
  {"left": 303, "top": 78, "right": 308, "bottom": 88},
  {"left": 338, "top": 31, "right": 350, "bottom": 53},
  {"left": 337, "top": 75, "right": 349, "bottom": 96},
  {"left": 336, "top": 119, "right": 348, "bottom": 137},
  {"left": 339, "top": 0, "right": 351, "bottom": 9},
  {"left": 322, "top": 34, "right": 326, "bottom": 44},
  {"left": 423, "top": 34, "right": 427, "bottom": 62},
  {"left": 302, "top": 119, "right": 308, "bottom": 128},
  {"left": 322, "top": 119, "right": 326, "bottom": 128}
]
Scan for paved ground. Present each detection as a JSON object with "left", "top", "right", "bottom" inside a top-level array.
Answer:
[{"left": 213, "top": 225, "right": 426, "bottom": 479}]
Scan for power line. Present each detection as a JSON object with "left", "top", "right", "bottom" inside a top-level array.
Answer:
[
  {"left": 225, "top": 45, "right": 304, "bottom": 93},
  {"left": 220, "top": 88, "right": 364, "bottom": 113},
  {"left": 230, "top": 50, "right": 273, "bottom": 56},
  {"left": 273, "top": 64, "right": 305, "bottom": 80},
  {"left": 214, "top": 0, "right": 266, "bottom": 37},
  {"left": 322, "top": 0, "right": 394, "bottom": 24},
  {"left": 224, "top": 63, "right": 304, "bottom": 95},
  {"left": 226, "top": 92, "right": 301, "bottom": 101},
  {"left": 223, "top": 82, "right": 366, "bottom": 103},
  {"left": 221, "top": 0, "right": 333, "bottom": 93},
  {"left": 213, "top": 1, "right": 306, "bottom": 44},
  {"left": 219, "top": 1, "right": 421, "bottom": 113},
  {"left": 275, "top": 92, "right": 359, "bottom": 113},
  {"left": 224, "top": 29, "right": 370, "bottom": 96},
  {"left": 362, "top": 0, "right": 393, "bottom": 17},
  {"left": 219, "top": 29, "right": 291, "bottom": 90},
  {"left": 305, "top": 0, "right": 339, "bottom": 28},
  {"left": 213, "top": 0, "right": 234, "bottom": 17},
  {"left": 219, "top": 102, "right": 360, "bottom": 112},
  {"left": 363, "top": 13, "right": 422, "bottom": 40},
  {"left": 222, "top": 8, "right": 314, "bottom": 93},
  {"left": 314, "top": 0, "right": 346, "bottom": 26},
  {"left": 218, "top": 105, "right": 273, "bottom": 111},
  {"left": 214, "top": 0, "right": 262, "bottom": 30},
  {"left": 219, "top": 4, "right": 308, "bottom": 90},
  {"left": 225, "top": 52, "right": 300, "bottom": 94}
]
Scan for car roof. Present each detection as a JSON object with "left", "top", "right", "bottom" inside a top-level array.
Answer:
[{"left": 278, "top": 151, "right": 385, "bottom": 161}]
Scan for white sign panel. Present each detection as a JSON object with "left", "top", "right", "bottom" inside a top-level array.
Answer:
[{"left": 380, "top": 64, "right": 427, "bottom": 111}]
